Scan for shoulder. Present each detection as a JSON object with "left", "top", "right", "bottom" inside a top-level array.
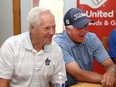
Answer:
[
  {"left": 109, "top": 29, "right": 116, "bottom": 37},
  {"left": 53, "top": 31, "right": 73, "bottom": 48},
  {"left": 85, "top": 32, "right": 103, "bottom": 49},
  {"left": 2, "top": 32, "right": 28, "bottom": 48},
  {"left": 85, "top": 32, "right": 99, "bottom": 43},
  {"left": 44, "top": 41, "right": 62, "bottom": 53},
  {"left": 51, "top": 41, "right": 62, "bottom": 50},
  {"left": 111, "top": 29, "right": 116, "bottom": 33},
  {"left": 109, "top": 29, "right": 116, "bottom": 44},
  {"left": 86, "top": 32, "right": 98, "bottom": 39},
  {"left": 53, "top": 32, "right": 66, "bottom": 43}
]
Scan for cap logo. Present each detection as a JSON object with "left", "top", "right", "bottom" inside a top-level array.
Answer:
[
  {"left": 74, "top": 13, "right": 86, "bottom": 20},
  {"left": 66, "top": 19, "right": 70, "bottom": 24}
]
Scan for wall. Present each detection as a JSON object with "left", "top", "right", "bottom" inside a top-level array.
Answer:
[
  {"left": 0, "top": 0, "right": 76, "bottom": 45},
  {"left": 64, "top": 0, "right": 77, "bottom": 14},
  {"left": 21, "top": 0, "right": 77, "bottom": 33},
  {"left": 0, "top": 0, "right": 13, "bottom": 44},
  {"left": 0, "top": 0, "right": 33, "bottom": 44},
  {"left": 20, "top": 0, "right": 40, "bottom": 33},
  {"left": 20, "top": 0, "right": 32, "bottom": 33}
]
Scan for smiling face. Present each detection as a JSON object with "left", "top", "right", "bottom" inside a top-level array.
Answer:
[
  {"left": 30, "top": 11, "right": 55, "bottom": 46},
  {"left": 66, "top": 25, "right": 88, "bottom": 43}
]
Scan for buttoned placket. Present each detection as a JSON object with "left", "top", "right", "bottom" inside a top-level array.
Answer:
[{"left": 33, "top": 49, "right": 45, "bottom": 72}]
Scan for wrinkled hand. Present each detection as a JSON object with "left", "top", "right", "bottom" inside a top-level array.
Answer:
[
  {"left": 80, "top": 0, "right": 107, "bottom": 9},
  {"left": 101, "top": 70, "right": 115, "bottom": 87}
]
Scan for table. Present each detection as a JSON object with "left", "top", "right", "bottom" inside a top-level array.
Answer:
[{"left": 70, "top": 83, "right": 116, "bottom": 87}]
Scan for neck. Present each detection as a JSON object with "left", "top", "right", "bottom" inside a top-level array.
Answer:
[
  {"left": 33, "top": 44, "right": 44, "bottom": 52},
  {"left": 30, "top": 34, "right": 44, "bottom": 52}
]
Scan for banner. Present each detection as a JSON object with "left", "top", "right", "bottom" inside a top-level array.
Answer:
[
  {"left": 77, "top": 0, "right": 116, "bottom": 40},
  {"left": 77, "top": 0, "right": 116, "bottom": 74}
]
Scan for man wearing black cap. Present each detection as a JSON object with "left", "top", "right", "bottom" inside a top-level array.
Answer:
[{"left": 53, "top": 8, "right": 116, "bottom": 87}]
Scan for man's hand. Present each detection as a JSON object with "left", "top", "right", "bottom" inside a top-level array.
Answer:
[{"left": 101, "top": 70, "right": 115, "bottom": 87}]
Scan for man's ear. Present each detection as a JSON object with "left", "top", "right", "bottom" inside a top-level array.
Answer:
[
  {"left": 65, "top": 26, "right": 69, "bottom": 31},
  {"left": 30, "top": 24, "right": 34, "bottom": 29},
  {"left": 29, "top": 24, "right": 35, "bottom": 33},
  {"left": 66, "top": 26, "right": 71, "bottom": 34},
  {"left": 65, "top": 26, "right": 72, "bottom": 32}
]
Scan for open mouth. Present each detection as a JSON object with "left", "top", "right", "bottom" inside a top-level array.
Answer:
[{"left": 79, "top": 35, "right": 85, "bottom": 38}]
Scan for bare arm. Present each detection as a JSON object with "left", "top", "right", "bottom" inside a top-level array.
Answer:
[
  {"left": 49, "top": 82, "right": 55, "bottom": 87},
  {"left": 0, "top": 78, "right": 10, "bottom": 87},
  {"left": 66, "top": 61, "right": 102, "bottom": 83},
  {"left": 102, "top": 58, "right": 116, "bottom": 69}
]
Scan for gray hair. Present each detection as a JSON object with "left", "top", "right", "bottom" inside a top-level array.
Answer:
[
  {"left": 27, "top": 6, "right": 53, "bottom": 27},
  {"left": 66, "top": 25, "right": 74, "bottom": 29}
]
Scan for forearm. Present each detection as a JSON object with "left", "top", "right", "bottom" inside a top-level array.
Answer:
[
  {"left": 0, "top": 78, "right": 10, "bottom": 87},
  {"left": 66, "top": 62, "right": 103, "bottom": 84},
  {"left": 74, "top": 70, "right": 102, "bottom": 83},
  {"left": 114, "top": 78, "right": 116, "bottom": 86},
  {"left": 102, "top": 58, "right": 116, "bottom": 71},
  {"left": 49, "top": 82, "right": 55, "bottom": 87},
  {"left": 101, "top": 59, "right": 116, "bottom": 86}
]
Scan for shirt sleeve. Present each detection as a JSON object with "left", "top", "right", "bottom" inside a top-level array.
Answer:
[
  {"left": 60, "top": 45, "right": 75, "bottom": 64},
  {"left": 0, "top": 38, "right": 14, "bottom": 79},
  {"left": 54, "top": 38, "right": 75, "bottom": 64},
  {"left": 108, "top": 29, "right": 116, "bottom": 58},
  {"left": 92, "top": 34, "right": 110, "bottom": 63}
]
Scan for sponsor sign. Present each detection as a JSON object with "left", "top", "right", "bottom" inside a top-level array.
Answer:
[{"left": 77, "top": 0, "right": 116, "bottom": 40}]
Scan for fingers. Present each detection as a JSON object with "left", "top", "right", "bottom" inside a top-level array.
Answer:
[{"left": 101, "top": 74, "right": 115, "bottom": 87}]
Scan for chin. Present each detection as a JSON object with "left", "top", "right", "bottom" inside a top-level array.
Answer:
[
  {"left": 76, "top": 40, "right": 84, "bottom": 44},
  {"left": 47, "top": 42, "right": 51, "bottom": 44},
  {"left": 80, "top": 39, "right": 85, "bottom": 42},
  {"left": 46, "top": 40, "right": 52, "bottom": 44}
]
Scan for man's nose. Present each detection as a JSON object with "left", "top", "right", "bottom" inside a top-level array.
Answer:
[{"left": 49, "top": 28, "right": 55, "bottom": 35}]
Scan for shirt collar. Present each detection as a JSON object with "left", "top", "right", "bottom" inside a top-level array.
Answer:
[
  {"left": 24, "top": 32, "right": 33, "bottom": 50},
  {"left": 24, "top": 32, "right": 51, "bottom": 53}
]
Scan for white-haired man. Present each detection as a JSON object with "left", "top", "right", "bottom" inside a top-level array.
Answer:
[{"left": 0, "top": 6, "right": 67, "bottom": 87}]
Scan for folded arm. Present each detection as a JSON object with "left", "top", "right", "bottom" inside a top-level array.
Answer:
[
  {"left": 101, "top": 58, "right": 116, "bottom": 86},
  {"left": 66, "top": 61, "right": 102, "bottom": 83},
  {"left": 66, "top": 58, "right": 116, "bottom": 86}
]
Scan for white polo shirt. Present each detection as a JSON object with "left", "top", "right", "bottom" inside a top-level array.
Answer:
[{"left": 0, "top": 32, "right": 67, "bottom": 87}]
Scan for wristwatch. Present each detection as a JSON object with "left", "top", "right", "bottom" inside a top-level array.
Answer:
[{"left": 112, "top": 68, "right": 116, "bottom": 74}]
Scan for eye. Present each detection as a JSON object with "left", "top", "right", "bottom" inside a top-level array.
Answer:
[
  {"left": 52, "top": 26, "right": 56, "bottom": 30},
  {"left": 44, "top": 27, "right": 49, "bottom": 31}
]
